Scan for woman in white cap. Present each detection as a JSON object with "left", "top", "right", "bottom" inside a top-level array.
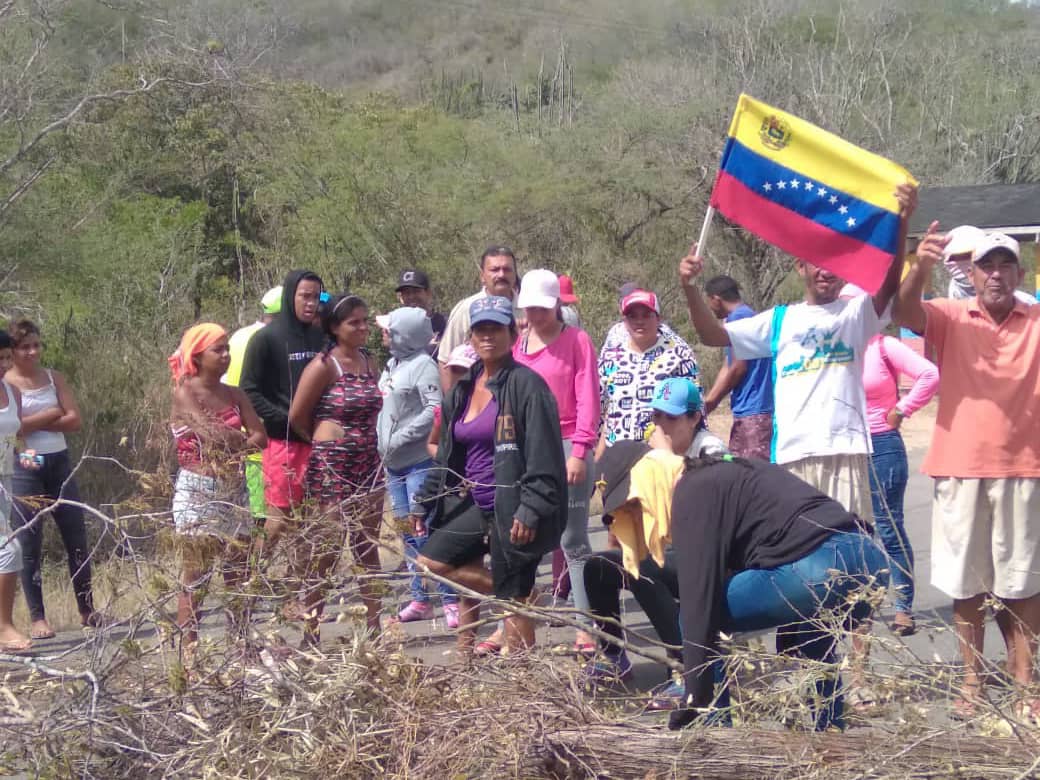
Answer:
[{"left": 512, "top": 268, "right": 601, "bottom": 655}]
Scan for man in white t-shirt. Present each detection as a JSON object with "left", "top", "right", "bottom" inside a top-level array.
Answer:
[{"left": 674, "top": 183, "right": 916, "bottom": 519}]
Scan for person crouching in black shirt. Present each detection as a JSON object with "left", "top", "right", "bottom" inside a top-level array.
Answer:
[{"left": 669, "top": 453, "right": 887, "bottom": 731}]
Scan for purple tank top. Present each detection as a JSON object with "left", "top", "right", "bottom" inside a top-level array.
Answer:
[{"left": 454, "top": 395, "right": 498, "bottom": 511}]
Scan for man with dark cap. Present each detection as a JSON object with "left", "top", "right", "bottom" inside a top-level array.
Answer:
[{"left": 395, "top": 269, "right": 446, "bottom": 356}]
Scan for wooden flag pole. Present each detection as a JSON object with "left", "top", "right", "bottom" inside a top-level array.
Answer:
[{"left": 696, "top": 205, "right": 716, "bottom": 256}]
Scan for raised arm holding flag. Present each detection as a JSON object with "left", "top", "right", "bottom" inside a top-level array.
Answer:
[{"left": 696, "top": 93, "right": 918, "bottom": 295}]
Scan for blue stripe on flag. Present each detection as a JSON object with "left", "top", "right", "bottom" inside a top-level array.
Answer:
[{"left": 719, "top": 138, "right": 901, "bottom": 254}]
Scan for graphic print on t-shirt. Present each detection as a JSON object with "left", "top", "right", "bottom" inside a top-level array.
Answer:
[
  {"left": 780, "top": 326, "right": 854, "bottom": 377},
  {"left": 725, "top": 294, "right": 881, "bottom": 464}
]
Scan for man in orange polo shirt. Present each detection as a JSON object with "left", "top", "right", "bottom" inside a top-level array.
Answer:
[{"left": 895, "top": 224, "right": 1040, "bottom": 720}]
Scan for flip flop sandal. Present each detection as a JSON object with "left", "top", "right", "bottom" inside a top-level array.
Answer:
[
  {"left": 1014, "top": 699, "right": 1040, "bottom": 725},
  {"left": 950, "top": 696, "right": 981, "bottom": 721},
  {"left": 30, "top": 628, "right": 56, "bottom": 640},
  {"left": 474, "top": 639, "right": 503, "bottom": 657},
  {"left": 846, "top": 686, "right": 880, "bottom": 713},
  {"left": 0, "top": 639, "right": 33, "bottom": 654},
  {"left": 82, "top": 612, "right": 109, "bottom": 629},
  {"left": 573, "top": 642, "right": 597, "bottom": 658},
  {"left": 888, "top": 616, "right": 917, "bottom": 637}
]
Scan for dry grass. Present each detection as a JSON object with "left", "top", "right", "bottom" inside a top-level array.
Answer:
[{"left": 3, "top": 453, "right": 1040, "bottom": 779}]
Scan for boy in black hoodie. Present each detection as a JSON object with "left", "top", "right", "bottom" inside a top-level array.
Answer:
[{"left": 240, "top": 270, "right": 325, "bottom": 543}]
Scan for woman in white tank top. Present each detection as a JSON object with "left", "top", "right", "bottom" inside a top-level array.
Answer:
[
  {"left": 0, "top": 332, "right": 32, "bottom": 652},
  {"left": 6, "top": 320, "right": 98, "bottom": 640}
]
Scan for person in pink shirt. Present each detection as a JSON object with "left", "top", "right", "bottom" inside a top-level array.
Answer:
[
  {"left": 514, "top": 269, "right": 601, "bottom": 654},
  {"left": 863, "top": 332, "right": 938, "bottom": 636}
]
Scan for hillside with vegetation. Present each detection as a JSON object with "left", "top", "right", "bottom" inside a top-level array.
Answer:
[
  {"left": 5, "top": 3, "right": 1040, "bottom": 777},
  {"left": 3, "top": 0, "right": 1040, "bottom": 488}
]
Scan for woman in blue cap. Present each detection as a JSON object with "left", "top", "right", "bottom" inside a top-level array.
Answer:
[{"left": 414, "top": 295, "right": 566, "bottom": 656}]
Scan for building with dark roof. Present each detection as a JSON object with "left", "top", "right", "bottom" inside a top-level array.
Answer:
[{"left": 908, "top": 184, "right": 1040, "bottom": 240}]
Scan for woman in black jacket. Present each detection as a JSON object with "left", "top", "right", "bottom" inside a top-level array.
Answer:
[
  {"left": 669, "top": 453, "right": 887, "bottom": 731},
  {"left": 415, "top": 296, "right": 566, "bottom": 655}
]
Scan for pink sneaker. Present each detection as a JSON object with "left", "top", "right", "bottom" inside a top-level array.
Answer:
[
  {"left": 443, "top": 602, "right": 460, "bottom": 629},
  {"left": 397, "top": 600, "right": 434, "bottom": 623}
]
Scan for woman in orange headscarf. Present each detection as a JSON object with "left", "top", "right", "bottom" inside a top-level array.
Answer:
[{"left": 169, "top": 323, "right": 266, "bottom": 663}]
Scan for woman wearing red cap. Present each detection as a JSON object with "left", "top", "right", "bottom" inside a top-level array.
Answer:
[
  {"left": 557, "top": 274, "right": 582, "bottom": 329},
  {"left": 597, "top": 289, "right": 700, "bottom": 455}
]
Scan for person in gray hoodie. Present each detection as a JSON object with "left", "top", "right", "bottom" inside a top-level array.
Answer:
[{"left": 375, "top": 307, "right": 456, "bottom": 626}]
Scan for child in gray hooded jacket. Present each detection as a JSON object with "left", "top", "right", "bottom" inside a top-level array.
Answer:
[{"left": 376, "top": 307, "right": 458, "bottom": 625}]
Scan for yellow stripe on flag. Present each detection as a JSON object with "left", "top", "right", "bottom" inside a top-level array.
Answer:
[{"left": 727, "top": 94, "right": 917, "bottom": 214}]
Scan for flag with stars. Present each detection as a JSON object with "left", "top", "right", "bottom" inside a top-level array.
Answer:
[{"left": 709, "top": 94, "right": 918, "bottom": 294}]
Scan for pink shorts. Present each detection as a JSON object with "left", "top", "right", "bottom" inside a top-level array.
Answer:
[{"left": 262, "top": 440, "right": 312, "bottom": 511}]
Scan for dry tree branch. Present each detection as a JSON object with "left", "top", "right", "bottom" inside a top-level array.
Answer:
[{"left": 0, "top": 76, "right": 218, "bottom": 179}]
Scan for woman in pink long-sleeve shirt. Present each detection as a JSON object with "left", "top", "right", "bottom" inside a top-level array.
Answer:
[
  {"left": 864, "top": 333, "right": 939, "bottom": 635},
  {"left": 514, "top": 269, "right": 601, "bottom": 654}
]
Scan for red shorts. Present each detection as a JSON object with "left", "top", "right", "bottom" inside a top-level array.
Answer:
[{"left": 262, "top": 439, "right": 312, "bottom": 511}]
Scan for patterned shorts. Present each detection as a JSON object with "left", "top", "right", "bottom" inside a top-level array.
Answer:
[{"left": 729, "top": 413, "right": 773, "bottom": 460}]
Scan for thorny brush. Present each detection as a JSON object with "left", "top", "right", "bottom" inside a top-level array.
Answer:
[{"left": 0, "top": 459, "right": 1039, "bottom": 778}]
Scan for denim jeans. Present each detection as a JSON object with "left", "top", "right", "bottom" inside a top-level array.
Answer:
[
  {"left": 869, "top": 430, "right": 913, "bottom": 613},
  {"left": 714, "top": 531, "right": 887, "bottom": 730},
  {"left": 386, "top": 459, "right": 456, "bottom": 605},
  {"left": 561, "top": 440, "right": 594, "bottom": 630}
]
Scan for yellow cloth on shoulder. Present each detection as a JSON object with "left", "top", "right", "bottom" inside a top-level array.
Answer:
[{"left": 610, "top": 448, "right": 685, "bottom": 577}]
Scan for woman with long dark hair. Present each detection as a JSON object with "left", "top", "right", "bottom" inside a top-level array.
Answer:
[
  {"left": 289, "top": 294, "right": 384, "bottom": 642},
  {"left": 0, "top": 332, "right": 31, "bottom": 652},
  {"left": 7, "top": 319, "right": 98, "bottom": 639}
]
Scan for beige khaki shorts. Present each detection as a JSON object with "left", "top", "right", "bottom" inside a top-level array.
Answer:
[
  {"left": 931, "top": 477, "right": 1040, "bottom": 600},
  {"left": 783, "top": 453, "right": 872, "bottom": 522}
]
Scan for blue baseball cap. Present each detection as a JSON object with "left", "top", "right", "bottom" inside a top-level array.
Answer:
[
  {"left": 469, "top": 295, "right": 515, "bottom": 327},
  {"left": 650, "top": 377, "right": 703, "bottom": 416}
]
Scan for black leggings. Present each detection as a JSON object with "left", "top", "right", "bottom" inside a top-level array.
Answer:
[
  {"left": 11, "top": 449, "right": 94, "bottom": 622},
  {"left": 583, "top": 548, "right": 681, "bottom": 659}
]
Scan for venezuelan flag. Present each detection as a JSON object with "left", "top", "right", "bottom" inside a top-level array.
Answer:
[{"left": 710, "top": 94, "right": 918, "bottom": 294}]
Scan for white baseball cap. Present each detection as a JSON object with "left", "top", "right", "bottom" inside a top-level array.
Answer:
[
  {"left": 517, "top": 268, "right": 560, "bottom": 310},
  {"left": 972, "top": 232, "right": 1020, "bottom": 264},
  {"left": 943, "top": 225, "right": 986, "bottom": 259}
]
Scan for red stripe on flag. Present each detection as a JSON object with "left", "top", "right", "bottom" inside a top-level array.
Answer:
[{"left": 710, "top": 171, "right": 894, "bottom": 294}]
